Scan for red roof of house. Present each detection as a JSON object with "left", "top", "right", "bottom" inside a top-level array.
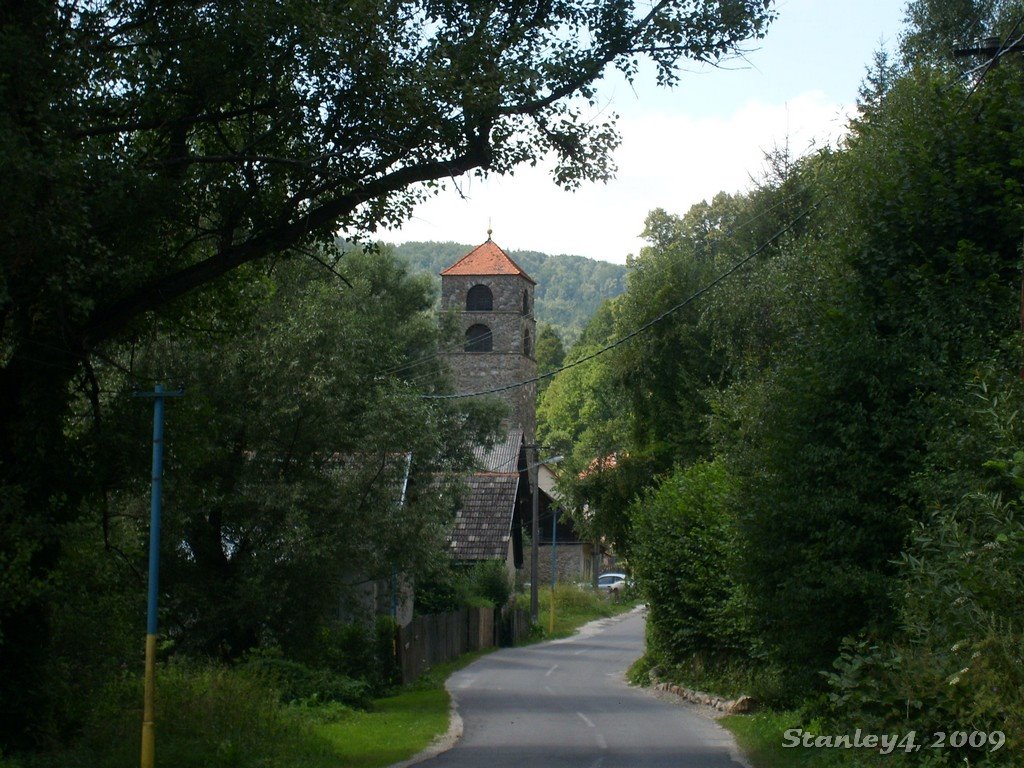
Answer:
[{"left": 440, "top": 239, "right": 535, "bottom": 284}]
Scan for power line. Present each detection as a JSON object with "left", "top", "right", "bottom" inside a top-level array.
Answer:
[
  {"left": 381, "top": 186, "right": 809, "bottom": 383},
  {"left": 422, "top": 198, "right": 821, "bottom": 401}
]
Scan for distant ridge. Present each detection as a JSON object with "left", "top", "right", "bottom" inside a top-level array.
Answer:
[{"left": 391, "top": 241, "right": 627, "bottom": 342}]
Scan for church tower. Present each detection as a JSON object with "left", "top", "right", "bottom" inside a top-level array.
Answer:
[{"left": 440, "top": 235, "right": 537, "bottom": 445}]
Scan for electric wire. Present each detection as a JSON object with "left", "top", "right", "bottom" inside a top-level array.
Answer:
[
  {"left": 955, "top": 17, "right": 1024, "bottom": 112},
  {"left": 422, "top": 198, "right": 821, "bottom": 401},
  {"left": 374, "top": 185, "right": 809, "bottom": 384}
]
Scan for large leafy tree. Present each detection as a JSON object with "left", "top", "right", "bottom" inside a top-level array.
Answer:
[
  {"left": 0, "top": 0, "right": 775, "bottom": 741},
  {"left": 123, "top": 249, "right": 499, "bottom": 660}
]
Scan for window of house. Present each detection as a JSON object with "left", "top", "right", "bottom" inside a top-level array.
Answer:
[
  {"left": 465, "top": 324, "right": 493, "bottom": 352},
  {"left": 523, "top": 328, "right": 531, "bottom": 356},
  {"left": 522, "top": 289, "right": 529, "bottom": 315},
  {"left": 467, "top": 284, "right": 493, "bottom": 311}
]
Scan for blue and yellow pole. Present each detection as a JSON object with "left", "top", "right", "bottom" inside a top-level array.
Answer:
[
  {"left": 134, "top": 384, "right": 183, "bottom": 768},
  {"left": 549, "top": 506, "right": 557, "bottom": 634}
]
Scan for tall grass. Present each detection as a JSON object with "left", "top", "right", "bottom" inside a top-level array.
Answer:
[
  {"left": 21, "top": 662, "right": 340, "bottom": 768},
  {"left": 519, "top": 584, "right": 637, "bottom": 639}
]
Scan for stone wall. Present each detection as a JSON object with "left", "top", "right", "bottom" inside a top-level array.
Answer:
[
  {"left": 440, "top": 272, "right": 537, "bottom": 442},
  {"left": 524, "top": 543, "right": 586, "bottom": 586}
]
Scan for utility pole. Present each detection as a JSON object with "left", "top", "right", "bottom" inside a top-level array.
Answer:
[
  {"left": 133, "top": 384, "right": 184, "bottom": 768},
  {"left": 952, "top": 37, "right": 1024, "bottom": 377},
  {"left": 530, "top": 446, "right": 540, "bottom": 623}
]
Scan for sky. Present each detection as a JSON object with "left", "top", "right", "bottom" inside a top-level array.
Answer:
[{"left": 379, "top": 0, "right": 909, "bottom": 265}]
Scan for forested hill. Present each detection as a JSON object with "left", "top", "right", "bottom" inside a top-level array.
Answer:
[{"left": 391, "top": 240, "right": 627, "bottom": 341}]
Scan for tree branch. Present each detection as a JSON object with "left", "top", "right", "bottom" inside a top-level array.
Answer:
[{"left": 81, "top": 137, "right": 492, "bottom": 347}]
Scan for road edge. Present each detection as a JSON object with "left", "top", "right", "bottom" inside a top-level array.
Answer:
[{"left": 386, "top": 685, "right": 464, "bottom": 768}]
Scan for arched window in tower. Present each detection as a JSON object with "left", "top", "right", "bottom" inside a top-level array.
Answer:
[
  {"left": 465, "top": 324, "right": 493, "bottom": 353},
  {"left": 523, "top": 328, "right": 532, "bottom": 357},
  {"left": 466, "top": 284, "right": 493, "bottom": 311},
  {"left": 522, "top": 289, "right": 529, "bottom": 315}
]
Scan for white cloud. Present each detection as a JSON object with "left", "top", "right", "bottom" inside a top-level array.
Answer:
[{"left": 379, "top": 91, "right": 853, "bottom": 264}]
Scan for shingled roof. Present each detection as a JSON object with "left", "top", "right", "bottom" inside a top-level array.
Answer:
[
  {"left": 473, "top": 429, "right": 524, "bottom": 473},
  {"left": 448, "top": 474, "right": 520, "bottom": 560},
  {"left": 439, "top": 239, "right": 536, "bottom": 284},
  {"left": 448, "top": 429, "right": 526, "bottom": 562}
]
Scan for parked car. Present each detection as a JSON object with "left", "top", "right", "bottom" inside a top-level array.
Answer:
[{"left": 597, "top": 572, "right": 629, "bottom": 594}]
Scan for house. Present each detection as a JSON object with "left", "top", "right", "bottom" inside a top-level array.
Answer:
[
  {"left": 531, "top": 461, "right": 605, "bottom": 586},
  {"left": 446, "top": 430, "right": 529, "bottom": 584}
]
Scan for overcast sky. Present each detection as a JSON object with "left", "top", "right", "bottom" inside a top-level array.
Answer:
[{"left": 378, "top": 0, "right": 909, "bottom": 265}]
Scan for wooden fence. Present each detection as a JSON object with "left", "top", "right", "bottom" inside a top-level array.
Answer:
[{"left": 396, "top": 603, "right": 531, "bottom": 684}]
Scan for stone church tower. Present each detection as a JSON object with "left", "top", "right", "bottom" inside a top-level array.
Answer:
[{"left": 440, "top": 236, "right": 537, "bottom": 445}]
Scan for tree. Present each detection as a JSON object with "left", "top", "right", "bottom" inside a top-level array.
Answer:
[
  {"left": 0, "top": 0, "right": 776, "bottom": 743},
  {"left": 534, "top": 323, "right": 566, "bottom": 391},
  {"left": 133, "top": 249, "right": 500, "bottom": 660}
]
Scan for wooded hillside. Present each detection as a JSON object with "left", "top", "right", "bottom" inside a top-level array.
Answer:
[{"left": 390, "top": 241, "right": 628, "bottom": 342}]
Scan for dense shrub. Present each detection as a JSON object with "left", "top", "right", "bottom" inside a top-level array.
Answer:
[
  {"left": 825, "top": 376, "right": 1024, "bottom": 765},
  {"left": 630, "top": 461, "right": 752, "bottom": 664},
  {"left": 468, "top": 560, "right": 512, "bottom": 608},
  {"left": 24, "top": 662, "right": 335, "bottom": 768},
  {"left": 414, "top": 559, "right": 512, "bottom": 614},
  {"left": 241, "top": 653, "right": 371, "bottom": 708}
]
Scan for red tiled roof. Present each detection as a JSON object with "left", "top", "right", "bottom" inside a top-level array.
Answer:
[{"left": 440, "top": 240, "right": 535, "bottom": 284}]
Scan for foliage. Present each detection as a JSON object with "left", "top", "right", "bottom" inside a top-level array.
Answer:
[
  {"left": 899, "top": 0, "right": 1021, "bottom": 63},
  {"left": 241, "top": 653, "right": 372, "bottom": 709},
  {"left": 20, "top": 662, "right": 335, "bottom": 768},
  {"left": 630, "top": 461, "right": 753, "bottom": 664},
  {"left": 115, "top": 250, "right": 499, "bottom": 662},
  {"left": 16, "top": 659, "right": 461, "bottom": 768},
  {"left": 534, "top": 324, "right": 566, "bottom": 392},
  {"left": 414, "top": 558, "right": 511, "bottom": 613},
  {"left": 823, "top": 374, "right": 1024, "bottom": 765},
  {"left": 0, "top": 0, "right": 776, "bottom": 746},
  {"left": 391, "top": 240, "right": 629, "bottom": 342},
  {"left": 468, "top": 560, "right": 513, "bottom": 609}
]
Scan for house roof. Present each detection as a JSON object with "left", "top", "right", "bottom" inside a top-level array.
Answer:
[
  {"left": 473, "top": 429, "right": 524, "bottom": 474},
  {"left": 448, "top": 473, "right": 520, "bottom": 560},
  {"left": 440, "top": 240, "right": 536, "bottom": 284},
  {"left": 448, "top": 429, "right": 526, "bottom": 562}
]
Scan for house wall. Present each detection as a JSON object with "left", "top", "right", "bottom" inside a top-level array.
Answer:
[{"left": 524, "top": 543, "right": 586, "bottom": 586}]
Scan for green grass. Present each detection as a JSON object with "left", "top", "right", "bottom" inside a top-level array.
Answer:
[
  {"left": 9, "top": 651, "right": 492, "bottom": 768},
  {"left": 311, "top": 688, "right": 449, "bottom": 768},
  {"left": 721, "top": 711, "right": 933, "bottom": 768},
  {"left": 519, "top": 584, "right": 639, "bottom": 640}
]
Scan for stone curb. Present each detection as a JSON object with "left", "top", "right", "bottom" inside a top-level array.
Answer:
[{"left": 648, "top": 672, "right": 756, "bottom": 716}]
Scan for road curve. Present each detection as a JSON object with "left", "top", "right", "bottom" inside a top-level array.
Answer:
[{"left": 418, "top": 609, "right": 748, "bottom": 768}]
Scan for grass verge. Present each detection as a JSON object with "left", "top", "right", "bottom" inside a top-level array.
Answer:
[
  {"left": 5, "top": 652, "right": 490, "bottom": 768},
  {"left": 519, "top": 584, "right": 640, "bottom": 641},
  {"left": 721, "top": 711, "right": 927, "bottom": 768}
]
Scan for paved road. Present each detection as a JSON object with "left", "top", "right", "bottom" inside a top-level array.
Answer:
[{"left": 428, "top": 609, "right": 748, "bottom": 768}]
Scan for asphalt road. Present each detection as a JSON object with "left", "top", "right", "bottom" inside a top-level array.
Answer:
[{"left": 427, "top": 609, "right": 749, "bottom": 768}]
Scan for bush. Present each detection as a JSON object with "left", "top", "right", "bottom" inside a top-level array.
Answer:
[
  {"left": 468, "top": 560, "right": 512, "bottom": 608},
  {"left": 824, "top": 376, "right": 1024, "bottom": 765},
  {"left": 241, "top": 653, "right": 371, "bottom": 708},
  {"left": 630, "top": 460, "right": 753, "bottom": 664},
  {"left": 415, "top": 559, "right": 512, "bottom": 613},
  {"left": 28, "top": 661, "right": 335, "bottom": 768}
]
